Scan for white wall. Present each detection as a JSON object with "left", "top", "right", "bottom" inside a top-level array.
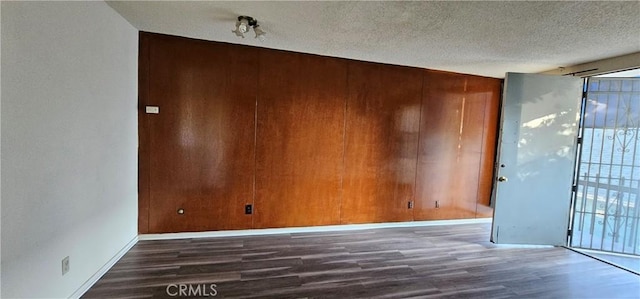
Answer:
[
  {"left": 1, "top": 2, "right": 138, "bottom": 298},
  {"left": 0, "top": 2, "right": 3, "bottom": 295}
]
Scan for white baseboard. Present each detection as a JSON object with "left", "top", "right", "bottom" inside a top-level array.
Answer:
[
  {"left": 139, "top": 218, "right": 492, "bottom": 241},
  {"left": 69, "top": 235, "right": 139, "bottom": 299},
  {"left": 493, "top": 244, "right": 555, "bottom": 249}
]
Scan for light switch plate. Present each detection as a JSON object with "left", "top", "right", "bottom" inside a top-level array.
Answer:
[
  {"left": 145, "top": 106, "right": 159, "bottom": 114},
  {"left": 62, "top": 256, "right": 70, "bottom": 275}
]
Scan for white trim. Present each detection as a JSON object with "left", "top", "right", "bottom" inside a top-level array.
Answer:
[
  {"left": 596, "top": 69, "right": 640, "bottom": 78},
  {"left": 69, "top": 235, "right": 139, "bottom": 299},
  {"left": 493, "top": 244, "right": 555, "bottom": 249},
  {"left": 575, "top": 248, "right": 640, "bottom": 259},
  {"left": 139, "top": 218, "right": 492, "bottom": 241},
  {"left": 541, "top": 52, "right": 640, "bottom": 78},
  {"left": 564, "top": 247, "right": 639, "bottom": 275}
]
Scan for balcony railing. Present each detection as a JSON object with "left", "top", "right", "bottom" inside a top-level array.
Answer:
[{"left": 572, "top": 172, "right": 640, "bottom": 255}]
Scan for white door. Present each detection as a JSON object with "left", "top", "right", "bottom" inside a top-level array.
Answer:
[{"left": 491, "top": 73, "right": 583, "bottom": 245}]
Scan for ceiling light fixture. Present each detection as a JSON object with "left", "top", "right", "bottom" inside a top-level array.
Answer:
[{"left": 232, "top": 16, "right": 266, "bottom": 41}]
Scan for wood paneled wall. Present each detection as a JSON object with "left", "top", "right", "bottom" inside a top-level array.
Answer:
[
  {"left": 342, "top": 61, "right": 422, "bottom": 224},
  {"left": 255, "top": 50, "right": 347, "bottom": 228},
  {"left": 138, "top": 33, "right": 502, "bottom": 233},
  {"left": 414, "top": 71, "right": 501, "bottom": 220},
  {"left": 140, "top": 34, "right": 257, "bottom": 233}
]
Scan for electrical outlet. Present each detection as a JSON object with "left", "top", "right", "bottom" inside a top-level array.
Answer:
[
  {"left": 62, "top": 256, "right": 70, "bottom": 275},
  {"left": 435, "top": 201, "right": 440, "bottom": 208},
  {"left": 245, "top": 204, "right": 253, "bottom": 215}
]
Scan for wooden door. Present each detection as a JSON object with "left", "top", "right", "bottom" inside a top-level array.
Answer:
[
  {"left": 140, "top": 34, "right": 257, "bottom": 233},
  {"left": 415, "top": 71, "right": 501, "bottom": 220},
  {"left": 341, "top": 61, "right": 422, "bottom": 224},
  {"left": 254, "top": 50, "right": 347, "bottom": 228}
]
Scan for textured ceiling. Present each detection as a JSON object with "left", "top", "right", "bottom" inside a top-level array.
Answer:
[{"left": 107, "top": 1, "right": 640, "bottom": 78}]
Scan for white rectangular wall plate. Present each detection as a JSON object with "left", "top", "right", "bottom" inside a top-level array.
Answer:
[{"left": 145, "top": 106, "right": 159, "bottom": 114}]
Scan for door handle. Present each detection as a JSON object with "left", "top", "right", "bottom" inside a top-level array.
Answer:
[{"left": 498, "top": 176, "right": 508, "bottom": 182}]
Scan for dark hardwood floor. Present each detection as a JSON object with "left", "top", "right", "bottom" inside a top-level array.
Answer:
[{"left": 83, "top": 223, "right": 640, "bottom": 298}]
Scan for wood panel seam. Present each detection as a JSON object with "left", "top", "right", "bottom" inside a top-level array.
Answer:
[
  {"left": 339, "top": 61, "right": 349, "bottom": 225},
  {"left": 412, "top": 70, "right": 426, "bottom": 221},
  {"left": 474, "top": 87, "right": 489, "bottom": 217}
]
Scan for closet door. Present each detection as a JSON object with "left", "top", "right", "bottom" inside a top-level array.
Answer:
[
  {"left": 254, "top": 50, "right": 347, "bottom": 228},
  {"left": 141, "top": 34, "right": 257, "bottom": 233},
  {"left": 341, "top": 61, "right": 422, "bottom": 224}
]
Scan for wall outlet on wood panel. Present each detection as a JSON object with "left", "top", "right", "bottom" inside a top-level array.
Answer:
[
  {"left": 408, "top": 201, "right": 414, "bottom": 209},
  {"left": 435, "top": 201, "right": 440, "bottom": 209},
  {"left": 245, "top": 204, "right": 253, "bottom": 215}
]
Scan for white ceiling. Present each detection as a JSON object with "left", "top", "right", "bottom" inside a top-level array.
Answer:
[{"left": 107, "top": 1, "right": 640, "bottom": 78}]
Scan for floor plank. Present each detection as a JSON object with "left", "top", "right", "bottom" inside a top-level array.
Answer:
[{"left": 83, "top": 223, "right": 640, "bottom": 298}]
